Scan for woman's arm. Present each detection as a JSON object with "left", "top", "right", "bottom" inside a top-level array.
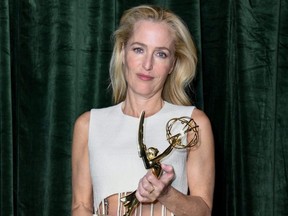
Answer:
[
  {"left": 71, "top": 112, "right": 94, "bottom": 216},
  {"left": 136, "top": 108, "right": 215, "bottom": 216}
]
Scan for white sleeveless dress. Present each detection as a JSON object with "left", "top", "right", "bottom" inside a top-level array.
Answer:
[{"left": 88, "top": 101, "right": 195, "bottom": 215}]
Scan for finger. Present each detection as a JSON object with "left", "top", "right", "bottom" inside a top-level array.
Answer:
[
  {"left": 136, "top": 185, "right": 156, "bottom": 203},
  {"left": 159, "top": 164, "right": 175, "bottom": 184},
  {"left": 149, "top": 185, "right": 155, "bottom": 194},
  {"left": 144, "top": 177, "right": 156, "bottom": 194},
  {"left": 161, "top": 164, "right": 174, "bottom": 174},
  {"left": 139, "top": 176, "right": 156, "bottom": 196}
]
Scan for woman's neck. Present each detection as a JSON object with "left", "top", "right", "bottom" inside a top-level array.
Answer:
[{"left": 122, "top": 97, "right": 164, "bottom": 118}]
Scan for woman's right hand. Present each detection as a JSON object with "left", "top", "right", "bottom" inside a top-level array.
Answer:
[{"left": 135, "top": 164, "right": 175, "bottom": 203}]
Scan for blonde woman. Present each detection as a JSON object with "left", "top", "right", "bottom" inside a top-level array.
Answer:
[{"left": 72, "top": 5, "right": 214, "bottom": 216}]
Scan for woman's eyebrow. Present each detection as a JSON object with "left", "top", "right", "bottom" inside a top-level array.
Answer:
[{"left": 130, "top": 42, "right": 172, "bottom": 53}]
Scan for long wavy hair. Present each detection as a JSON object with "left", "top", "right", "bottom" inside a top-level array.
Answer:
[{"left": 109, "top": 5, "right": 197, "bottom": 105}]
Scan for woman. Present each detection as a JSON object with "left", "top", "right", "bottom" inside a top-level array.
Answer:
[{"left": 72, "top": 5, "right": 214, "bottom": 216}]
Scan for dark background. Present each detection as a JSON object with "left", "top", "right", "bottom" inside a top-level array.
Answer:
[{"left": 1, "top": 0, "right": 287, "bottom": 215}]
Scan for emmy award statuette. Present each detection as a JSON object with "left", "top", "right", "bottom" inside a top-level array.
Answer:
[{"left": 120, "top": 111, "right": 199, "bottom": 216}]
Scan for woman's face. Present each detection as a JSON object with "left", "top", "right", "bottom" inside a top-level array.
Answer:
[{"left": 122, "top": 20, "right": 175, "bottom": 100}]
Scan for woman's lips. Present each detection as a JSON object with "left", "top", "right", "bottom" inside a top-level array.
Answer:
[{"left": 137, "top": 73, "right": 153, "bottom": 81}]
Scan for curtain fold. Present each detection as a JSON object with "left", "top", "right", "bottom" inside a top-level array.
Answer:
[
  {"left": 1, "top": 0, "right": 287, "bottom": 215},
  {"left": 15, "top": 1, "right": 75, "bottom": 215},
  {"left": 0, "top": 0, "right": 14, "bottom": 215},
  {"left": 201, "top": 0, "right": 288, "bottom": 215},
  {"left": 233, "top": 1, "right": 288, "bottom": 215},
  {"left": 272, "top": 0, "right": 288, "bottom": 214},
  {"left": 12, "top": 0, "right": 118, "bottom": 214}
]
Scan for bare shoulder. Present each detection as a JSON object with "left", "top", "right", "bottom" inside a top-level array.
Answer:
[
  {"left": 191, "top": 108, "right": 211, "bottom": 130},
  {"left": 74, "top": 111, "right": 91, "bottom": 132},
  {"left": 190, "top": 107, "right": 214, "bottom": 149},
  {"left": 72, "top": 111, "right": 91, "bottom": 149}
]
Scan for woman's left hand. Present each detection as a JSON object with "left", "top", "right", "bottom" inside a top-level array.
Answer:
[{"left": 135, "top": 164, "right": 175, "bottom": 203}]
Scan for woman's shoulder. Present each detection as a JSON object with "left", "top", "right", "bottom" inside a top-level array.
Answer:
[
  {"left": 74, "top": 111, "right": 91, "bottom": 132},
  {"left": 191, "top": 108, "right": 212, "bottom": 132}
]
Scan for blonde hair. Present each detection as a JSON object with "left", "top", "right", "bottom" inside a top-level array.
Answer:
[{"left": 109, "top": 5, "right": 197, "bottom": 105}]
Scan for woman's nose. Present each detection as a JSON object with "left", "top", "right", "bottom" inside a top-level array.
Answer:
[{"left": 142, "top": 54, "right": 153, "bottom": 71}]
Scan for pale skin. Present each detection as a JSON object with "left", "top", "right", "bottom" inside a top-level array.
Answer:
[{"left": 72, "top": 20, "right": 214, "bottom": 216}]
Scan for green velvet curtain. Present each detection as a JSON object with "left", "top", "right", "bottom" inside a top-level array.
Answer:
[
  {"left": 0, "top": 0, "right": 287, "bottom": 216},
  {"left": 201, "top": 1, "right": 288, "bottom": 215}
]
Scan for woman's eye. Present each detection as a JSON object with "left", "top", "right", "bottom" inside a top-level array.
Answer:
[
  {"left": 133, "top": 47, "right": 143, "bottom": 53},
  {"left": 156, "top": 52, "right": 168, "bottom": 58}
]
